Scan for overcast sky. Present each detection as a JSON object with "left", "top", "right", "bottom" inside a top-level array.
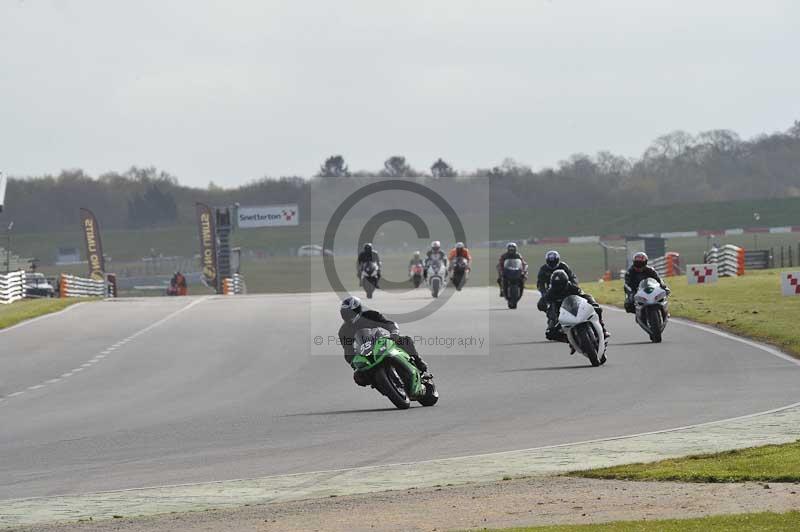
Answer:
[{"left": 2, "top": 0, "right": 799, "bottom": 187}]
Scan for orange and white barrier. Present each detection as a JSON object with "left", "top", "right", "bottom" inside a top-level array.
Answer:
[
  {"left": 705, "top": 245, "right": 745, "bottom": 277},
  {"left": 651, "top": 252, "right": 681, "bottom": 277},
  {"left": 59, "top": 274, "right": 106, "bottom": 297},
  {"left": 222, "top": 274, "right": 247, "bottom": 295}
]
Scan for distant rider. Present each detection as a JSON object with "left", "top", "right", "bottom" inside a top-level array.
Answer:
[
  {"left": 447, "top": 242, "right": 472, "bottom": 273},
  {"left": 536, "top": 250, "right": 577, "bottom": 295},
  {"left": 424, "top": 240, "right": 448, "bottom": 280},
  {"left": 409, "top": 250, "right": 424, "bottom": 269},
  {"left": 338, "top": 296, "right": 429, "bottom": 386},
  {"left": 623, "top": 252, "right": 669, "bottom": 313},
  {"left": 357, "top": 243, "right": 382, "bottom": 288},
  {"left": 538, "top": 270, "right": 610, "bottom": 345},
  {"left": 496, "top": 242, "right": 528, "bottom": 297}
]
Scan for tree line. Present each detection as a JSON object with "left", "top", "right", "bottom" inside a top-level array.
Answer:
[{"left": 1, "top": 120, "right": 798, "bottom": 232}]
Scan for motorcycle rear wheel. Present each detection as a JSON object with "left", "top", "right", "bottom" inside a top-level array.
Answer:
[
  {"left": 418, "top": 378, "right": 439, "bottom": 407},
  {"left": 373, "top": 363, "right": 411, "bottom": 409}
]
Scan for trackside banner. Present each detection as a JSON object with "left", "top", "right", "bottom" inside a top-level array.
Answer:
[
  {"left": 80, "top": 208, "right": 106, "bottom": 281},
  {"left": 237, "top": 204, "right": 299, "bottom": 228},
  {"left": 687, "top": 264, "right": 719, "bottom": 285},
  {"left": 195, "top": 203, "right": 218, "bottom": 287}
]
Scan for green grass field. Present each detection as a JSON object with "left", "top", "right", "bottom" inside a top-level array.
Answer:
[
  {"left": 582, "top": 269, "right": 800, "bottom": 358},
  {"left": 9, "top": 196, "right": 800, "bottom": 267},
  {"left": 569, "top": 440, "right": 800, "bottom": 483},
  {"left": 0, "top": 298, "right": 88, "bottom": 330},
  {"left": 483, "top": 512, "right": 800, "bottom": 532}
]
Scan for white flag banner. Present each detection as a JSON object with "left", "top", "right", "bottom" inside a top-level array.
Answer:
[
  {"left": 781, "top": 271, "right": 800, "bottom": 296},
  {"left": 237, "top": 204, "right": 299, "bottom": 228},
  {"left": 687, "top": 264, "right": 719, "bottom": 285}
]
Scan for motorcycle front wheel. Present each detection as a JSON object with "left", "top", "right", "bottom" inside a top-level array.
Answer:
[
  {"left": 647, "top": 306, "right": 663, "bottom": 343},
  {"left": 373, "top": 363, "right": 411, "bottom": 409},
  {"left": 576, "top": 323, "right": 601, "bottom": 367}
]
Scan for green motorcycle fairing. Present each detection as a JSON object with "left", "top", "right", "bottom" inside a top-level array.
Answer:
[{"left": 351, "top": 336, "right": 424, "bottom": 397}]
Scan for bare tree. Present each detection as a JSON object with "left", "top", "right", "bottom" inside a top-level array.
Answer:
[
  {"left": 317, "top": 155, "right": 350, "bottom": 178},
  {"left": 430, "top": 158, "right": 457, "bottom": 178},
  {"left": 381, "top": 155, "right": 416, "bottom": 177}
]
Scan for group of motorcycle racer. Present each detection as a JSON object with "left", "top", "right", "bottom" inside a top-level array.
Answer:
[{"left": 343, "top": 240, "right": 671, "bottom": 388}]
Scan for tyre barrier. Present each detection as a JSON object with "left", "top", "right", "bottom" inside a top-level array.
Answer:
[
  {"left": 705, "top": 245, "right": 745, "bottom": 277},
  {"left": 58, "top": 274, "right": 107, "bottom": 298},
  {"left": 651, "top": 252, "right": 681, "bottom": 277},
  {"left": 222, "top": 274, "right": 247, "bottom": 295},
  {"left": 0, "top": 270, "right": 26, "bottom": 304}
]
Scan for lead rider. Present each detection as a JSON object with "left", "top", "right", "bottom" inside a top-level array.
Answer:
[{"left": 338, "top": 296, "right": 429, "bottom": 386}]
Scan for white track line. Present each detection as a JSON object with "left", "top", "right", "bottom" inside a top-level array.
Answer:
[
  {"left": 602, "top": 304, "right": 800, "bottom": 367},
  {"left": 0, "top": 297, "right": 208, "bottom": 404}
]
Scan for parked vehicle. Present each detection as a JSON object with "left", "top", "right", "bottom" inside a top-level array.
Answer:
[
  {"left": 351, "top": 327, "right": 438, "bottom": 409},
  {"left": 24, "top": 273, "right": 55, "bottom": 298},
  {"left": 629, "top": 278, "right": 669, "bottom": 343}
]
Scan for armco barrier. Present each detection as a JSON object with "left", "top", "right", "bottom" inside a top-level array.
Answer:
[
  {"left": 58, "top": 274, "right": 106, "bottom": 298},
  {"left": 705, "top": 245, "right": 745, "bottom": 277},
  {"left": 222, "top": 274, "right": 247, "bottom": 295},
  {"left": 0, "top": 270, "right": 26, "bottom": 304},
  {"left": 650, "top": 252, "right": 681, "bottom": 277}
]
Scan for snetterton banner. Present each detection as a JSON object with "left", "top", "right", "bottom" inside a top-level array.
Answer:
[
  {"left": 237, "top": 204, "right": 299, "bottom": 228},
  {"left": 80, "top": 208, "right": 106, "bottom": 281},
  {"left": 195, "top": 203, "right": 218, "bottom": 286}
]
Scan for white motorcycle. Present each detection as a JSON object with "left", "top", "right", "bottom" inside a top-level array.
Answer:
[
  {"left": 427, "top": 259, "right": 447, "bottom": 298},
  {"left": 630, "top": 278, "right": 669, "bottom": 343},
  {"left": 558, "top": 295, "right": 608, "bottom": 367}
]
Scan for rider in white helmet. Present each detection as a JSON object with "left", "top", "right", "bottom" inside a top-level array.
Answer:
[{"left": 424, "top": 240, "right": 448, "bottom": 280}]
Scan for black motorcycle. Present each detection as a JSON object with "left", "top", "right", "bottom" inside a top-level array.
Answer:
[{"left": 502, "top": 258, "right": 525, "bottom": 309}]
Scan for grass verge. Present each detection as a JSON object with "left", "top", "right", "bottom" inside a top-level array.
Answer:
[
  {"left": 0, "top": 298, "right": 88, "bottom": 330},
  {"left": 482, "top": 511, "right": 800, "bottom": 531},
  {"left": 568, "top": 440, "right": 800, "bottom": 483},
  {"left": 582, "top": 268, "right": 800, "bottom": 358}
]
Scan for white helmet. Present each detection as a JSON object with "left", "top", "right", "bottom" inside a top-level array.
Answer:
[
  {"left": 455, "top": 242, "right": 464, "bottom": 249},
  {"left": 431, "top": 240, "right": 441, "bottom": 250}
]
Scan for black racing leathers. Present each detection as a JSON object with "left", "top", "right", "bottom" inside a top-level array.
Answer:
[
  {"left": 536, "top": 262, "right": 577, "bottom": 293},
  {"left": 624, "top": 266, "right": 666, "bottom": 312},
  {"left": 357, "top": 251, "right": 381, "bottom": 274},
  {"left": 539, "top": 282, "right": 605, "bottom": 333}
]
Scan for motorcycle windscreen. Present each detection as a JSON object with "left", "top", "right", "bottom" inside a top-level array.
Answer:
[
  {"left": 560, "top": 296, "right": 583, "bottom": 317},
  {"left": 503, "top": 258, "right": 522, "bottom": 270},
  {"left": 639, "top": 278, "right": 659, "bottom": 293}
]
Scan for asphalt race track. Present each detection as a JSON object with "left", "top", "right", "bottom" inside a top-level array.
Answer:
[{"left": 2, "top": 288, "right": 799, "bottom": 500}]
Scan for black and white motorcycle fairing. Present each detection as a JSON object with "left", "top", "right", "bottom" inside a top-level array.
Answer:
[{"left": 558, "top": 295, "right": 608, "bottom": 367}]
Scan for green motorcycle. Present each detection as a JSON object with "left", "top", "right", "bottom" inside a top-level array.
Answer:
[{"left": 351, "top": 328, "right": 439, "bottom": 409}]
